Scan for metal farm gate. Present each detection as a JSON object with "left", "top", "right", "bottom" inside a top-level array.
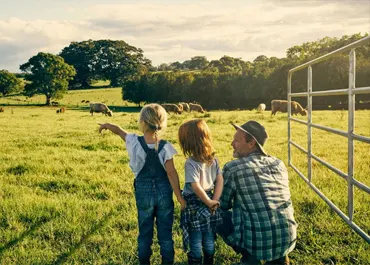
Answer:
[{"left": 287, "top": 36, "right": 370, "bottom": 243}]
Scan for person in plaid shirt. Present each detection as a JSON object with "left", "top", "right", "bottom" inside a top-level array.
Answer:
[{"left": 217, "top": 120, "right": 297, "bottom": 265}]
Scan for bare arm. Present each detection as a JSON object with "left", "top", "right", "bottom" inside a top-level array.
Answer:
[
  {"left": 165, "top": 159, "right": 186, "bottom": 210},
  {"left": 191, "top": 182, "right": 220, "bottom": 209},
  {"left": 98, "top": 123, "right": 128, "bottom": 141},
  {"left": 212, "top": 174, "right": 224, "bottom": 201}
]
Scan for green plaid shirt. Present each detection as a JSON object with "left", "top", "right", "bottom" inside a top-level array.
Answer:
[{"left": 220, "top": 152, "right": 297, "bottom": 261}]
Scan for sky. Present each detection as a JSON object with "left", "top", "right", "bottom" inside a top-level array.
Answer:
[{"left": 0, "top": 0, "right": 369, "bottom": 72}]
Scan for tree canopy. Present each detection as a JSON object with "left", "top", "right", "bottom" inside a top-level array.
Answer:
[
  {"left": 0, "top": 70, "right": 24, "bottom": 97},
  {"left": 60, "top": 40, "right": 151, "bottom": 88},
  {"left": 20, "top": 52, "right": 76, "bottom": 105}
]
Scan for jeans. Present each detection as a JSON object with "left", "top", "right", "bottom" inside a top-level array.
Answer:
[
  {"left": 217, "top": 211, "right": 289, "bottom": 265},
  {"left": 135, "top": 180, "right": 174, "bottom": 264},
  {"left": 188, "top": 230, "right": 215, "bottom": 259}
]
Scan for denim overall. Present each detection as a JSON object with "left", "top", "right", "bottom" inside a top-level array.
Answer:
[{"left": 134, "top": 136, "right": 175, "bottom": 265}]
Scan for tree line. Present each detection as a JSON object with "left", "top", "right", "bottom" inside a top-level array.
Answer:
[
  {"left": 0, "top": 33, "right": 369, "bottom": 108},
  {"left": 124, "top": 33, "right": 370, "bottom": 110}
]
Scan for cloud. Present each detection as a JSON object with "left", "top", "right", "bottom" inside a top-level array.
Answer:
[{"left": 0, "top": 0, "right": 369, "bottom": 71}]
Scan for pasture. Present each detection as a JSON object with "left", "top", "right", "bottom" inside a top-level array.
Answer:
[{"left": 0, "top": 88, "right": 369, "bottom": 264}]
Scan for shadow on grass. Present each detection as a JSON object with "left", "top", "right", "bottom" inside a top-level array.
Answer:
[
  {"left": 0, "top": 103, "right": 46, "bottom": 107},
  {"left": 0, "top": 216, "right": 52, "bottom": 256},
  {"left": 109, "top": 106, "right": 141, "bottom": 113},
  {"left": 0, "top": 103, "right": 141, "bottom": 113},
  {"left": 51, "top": 207, "right": 120, "bottom": 265},
  {"left": 68, "top": 105, "right": 141, "bottom": 113}
]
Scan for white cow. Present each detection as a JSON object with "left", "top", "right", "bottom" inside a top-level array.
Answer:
[{"left": 257, "top": 103, "right": 266, "bottom": 113}]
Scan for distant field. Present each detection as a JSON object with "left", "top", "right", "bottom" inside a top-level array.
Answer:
[
  {"left": 0, "top": 87, "right": 136, "bottom": 108},
  {"left": 0, "top": 88, "right": 369, "bottom": 264}
]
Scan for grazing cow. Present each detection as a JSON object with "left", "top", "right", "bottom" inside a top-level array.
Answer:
[
  {"left": 177, "top": 103, "right": 184, "bottom": 112},
  {"left": 179, "top": 102, "right": 190, "bottom": 112},
  {"left": 85, "top": 100, "right": 90, "bottom": 103},
  {"left": 271, "top": 100, "right": 307, "bottom": 116},
  {"left": 161, "top": 103, "right": 183, "bottom": 114},
  {"left": 90, "top": 103, "right": 113, "bottom": 116},
  {"left": 56, "top": 107, "right": 65, "bottom": 114},
  {"left": 189, "top": 103, "right": 205, "bottom": 113},
  {"left": 51, "top": 101, "right": 59, "bottom": 106},
  {"left": 0, "top": 107, "right": 4, "bottom": 113},
  {"left": 81, "top": 100, "right": 85, "bottom": 103},
  {"left": 257, "top": 103, "right": 266, "bottom": 112}
]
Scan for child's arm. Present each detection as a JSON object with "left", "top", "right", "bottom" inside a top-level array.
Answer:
[
  {"left": 191, "top": 182, "right": 220, "bottom": 209},
  {"left": 212, "top": 174, "right": 224, "bottom": 201},
  {"left": 165, "top": 159, "right": 186, "bottom": 210},
  {"left": 98, "top": 123, "right": 128, "bottom": 141}
]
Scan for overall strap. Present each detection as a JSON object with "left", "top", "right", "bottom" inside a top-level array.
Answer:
[
  {"left": 138, "top": 136, "right": 167, "bottom": 154},
  {"left": 137, "top": 136, "right": 150, "bottom": 153},
  {"left": 157, "top": 139, "right": 167, "bottom": 153}
]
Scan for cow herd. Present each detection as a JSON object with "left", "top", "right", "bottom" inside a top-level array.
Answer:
[
  {"left": 88, "top": 102, "right": 206, "bottom": 117},
  {"left": 161, "top": 102, "right": 205, "bottom": 114},
  {"left": 0, "top": 100, "right": 307, "bottom": 117}
]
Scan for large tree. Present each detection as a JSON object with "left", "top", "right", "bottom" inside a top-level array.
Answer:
[
  {"left": 0, "top": 70, "right": 24, "bottom": 96},
  {"left": 60, "top": 40, "right": 151, "bottom": 88},
  {"left": 20, "top": 52, "right": 76, "bottom": 105}
]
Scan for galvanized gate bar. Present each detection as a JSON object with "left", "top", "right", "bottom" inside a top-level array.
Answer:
[
  {"left": 290, "top": 86, "right": 370, "bottom": 97},
  {"left": 347, "top": 49, "right": 355, "bottom": 221},
  {"left": 310, "top": 123, "right": 348, "bottom": 137},
  {"left": 311, "top": 153, "right": 348, "bottom": 180},
  {"left": 287, "top": 36, "right": 370, "bottom": 243},
  {"left": 352, "top": 179, "right": 370, "bottom": 195},
  {"left": 291, "top": 118, "right": 370, "bottom": 142},
  {"left": 289, "top": 140, "right": 307, "bottom": 154},
  {"left": 289, "top": 36, "right": 370, "bottom": 73},
  {"left": 290, "top": 139, "right": 349, "bottom": 180},
  {"left": 353, "top": 133, "right": 370, "bottom": 144},
  {"left": 307, "top": 66, "right": 313, "bottom": 182},
  {"left": 288, "top": 73, "right": 292, "bottom": 165},
  {"left": 290, "top": 163, "right": 370, "bottom": 243},
  {"left": 290, "top": 117, "right": 306, "bottom": 125}
]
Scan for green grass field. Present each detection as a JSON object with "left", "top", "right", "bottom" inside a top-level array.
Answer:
[{"left": 0, "top": 89, "right": 369, "bottom": 264}]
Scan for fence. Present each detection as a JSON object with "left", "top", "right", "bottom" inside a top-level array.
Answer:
[{"left": 287, "top": 36, "right": 370, "bottom": 243}]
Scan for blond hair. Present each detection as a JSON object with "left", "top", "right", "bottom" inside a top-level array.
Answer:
[
  {"left": 178, "top": 119, "right": 215, "bottom": 165},
  {"left": 138, "top": 104, "right": 168, "bottom": 150}
]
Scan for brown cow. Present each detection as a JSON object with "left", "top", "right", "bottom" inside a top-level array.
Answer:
[
  {"left": 0, "top": 107, "right": 4, "bottom": 113},
  {"left": 189, "top": 103, "right": 205, "bottom": 113},
  {"left": 177, "top": 103, "right": 184, "bottom": 112},
  {"left": 161, "top": 103, "right": 182, "bottom": 114},
  {"left": 271, "top": 100, "right": 307, "bottom": 116},
  {"left": 179, "top": 102, "right": 190, "bottom": 112},
  {"left": 56, "top": 107, "right": 65, "bottom": 114},
  {"left": 90, "top": 103, "right": 113, "bottom": 116}
]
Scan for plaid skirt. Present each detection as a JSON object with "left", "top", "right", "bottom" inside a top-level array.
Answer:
[{"left": 180, "top": 191, "right": 223, "bottom": 251}]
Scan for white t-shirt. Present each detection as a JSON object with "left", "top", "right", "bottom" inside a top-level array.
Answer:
[
  {"left": 125, "top": 133, "right": 177, "bottom": 177},
  {"left": 182, "top": 157, "right": 222, "bottom": 196}
]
